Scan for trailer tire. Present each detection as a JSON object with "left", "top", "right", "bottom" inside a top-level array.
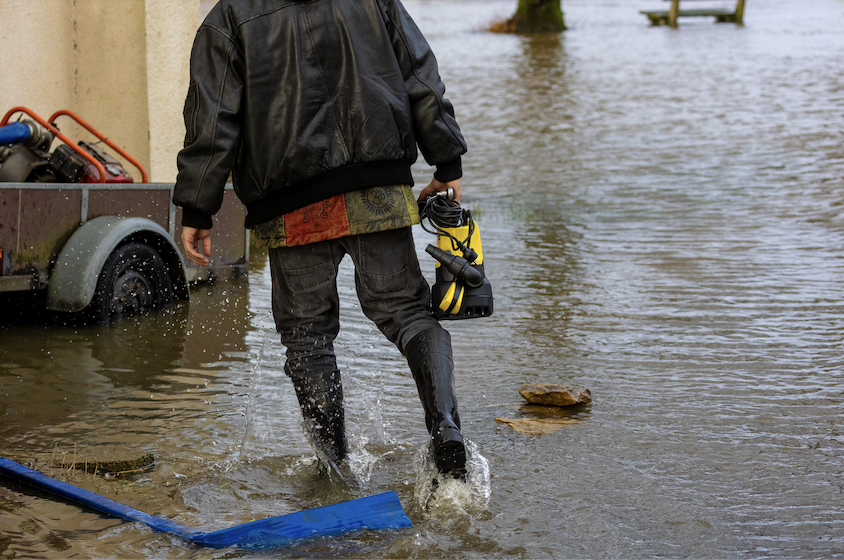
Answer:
[{"left": 88, "top": 243, "right": 173, "bottom": 322}]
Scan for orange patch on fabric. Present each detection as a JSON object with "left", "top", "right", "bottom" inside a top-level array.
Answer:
[{"left": 284, "top": 195, "right": 351, "bottom": 247}]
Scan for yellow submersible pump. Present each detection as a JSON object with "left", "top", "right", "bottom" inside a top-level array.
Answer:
[{"left": 418, "top": 189, "right": 493, "bottom": 320}]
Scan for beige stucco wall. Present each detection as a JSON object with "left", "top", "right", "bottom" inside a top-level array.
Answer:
[
  {"left": 146, "top": 0, "right": 202, "bottom": 182},
  {"left": 0, "top": 0, "right": 200, "bottom": 183},
  {"left": 0, "top": 2, "right": 76, "bottom": 124}
]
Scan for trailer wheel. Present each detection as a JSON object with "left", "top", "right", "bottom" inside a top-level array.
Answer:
[{"left": 89, "top": 243, "right": 173, "bottom": 322}]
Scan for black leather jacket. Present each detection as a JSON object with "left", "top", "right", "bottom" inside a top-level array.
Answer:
[{"left": 174, "top": 0, "right": 467, "bottom": 229}]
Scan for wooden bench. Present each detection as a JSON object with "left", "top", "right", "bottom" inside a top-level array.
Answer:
[{"left": 641, "top": 0, "right": 745, "bottom": 27}]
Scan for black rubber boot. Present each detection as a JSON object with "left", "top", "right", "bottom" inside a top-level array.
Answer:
[
  {"left": 291, "top": 369, "right": 348, "bottom": 467},
  {"left": 405, "top": 328, "right": 467, "bottom": 479}
]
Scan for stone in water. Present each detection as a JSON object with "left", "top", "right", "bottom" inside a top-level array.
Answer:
[
  {"left": 55, "top": 446, "right": 155, "bottom": 474},
  {"left": 495, "top": 417, "right": 581, "bottom": 435},
  {"left": 519, "top": 383, "right": 591, "bottom": 407}
]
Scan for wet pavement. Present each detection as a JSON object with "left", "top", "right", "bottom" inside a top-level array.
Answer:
[{"left": 2, "top": 0, "right": 844, "bottom": 557}]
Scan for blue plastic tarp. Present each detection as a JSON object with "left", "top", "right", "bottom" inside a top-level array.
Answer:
[{"left": 0, "top": 457, "right": 412, "bottom": 550}]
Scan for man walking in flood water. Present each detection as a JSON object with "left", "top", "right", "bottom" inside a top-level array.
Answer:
[{"left": 173, "top": 0, "right": 468, "bottom": 479}]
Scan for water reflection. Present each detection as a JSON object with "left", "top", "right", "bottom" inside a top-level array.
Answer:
[
  {"left": 515, "top": 206, "right": 582, "bottom": 342},
  {"left": 1, "top": 310, "right": 184, "bottom": 444}
]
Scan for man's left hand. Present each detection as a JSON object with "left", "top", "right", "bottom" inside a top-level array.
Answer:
[{"left": 418, "top": 178, "right": 462, "bottom": 203}]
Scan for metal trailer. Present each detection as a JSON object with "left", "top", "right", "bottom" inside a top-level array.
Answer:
[{"left": 0, "top": 182, "right": 248, "bottom": 322}]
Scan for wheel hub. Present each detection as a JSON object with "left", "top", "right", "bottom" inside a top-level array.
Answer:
[{"left": 109, "top": 270, "right": 153, "bottom": 317}]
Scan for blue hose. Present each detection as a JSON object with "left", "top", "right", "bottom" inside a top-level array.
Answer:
[
  {"left": 0, "top": 122, "right": 31, "bottom": 146},
  {"left": 0, "top": 457, "right": 412, "bottom": 550}
]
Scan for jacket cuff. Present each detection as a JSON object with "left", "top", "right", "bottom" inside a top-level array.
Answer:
[
  {"left": 181, "top": 208, "right": 213, "bottom": 229},
  {"left": 433, "top": 157, "right": 462, "bottom": 183}
]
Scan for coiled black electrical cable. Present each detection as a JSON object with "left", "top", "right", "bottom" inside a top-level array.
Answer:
[
  {"left": 419, "top": 195, "right": 476, "bottom": 261},
  {"left": 419, "top": 195, "right": 463, "bottom": 231}
]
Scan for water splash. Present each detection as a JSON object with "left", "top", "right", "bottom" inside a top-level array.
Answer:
[
  {"left": 239, "top": 331, "right": 269, "bottom": 461},
  {"left": 346, "top": 438, "right": 379, "bottom": 484},
  {"left": 413, "top": 440, "right": 490, "bottom": 517}
]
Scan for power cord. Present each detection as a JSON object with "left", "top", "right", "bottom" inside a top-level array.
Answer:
[{"left": 418, "top": 194, "right": 477, "bottom": 262}]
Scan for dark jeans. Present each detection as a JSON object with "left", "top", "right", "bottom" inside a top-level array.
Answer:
[{"left": 269, "top": 227, "right": 442, "bottom": 382}]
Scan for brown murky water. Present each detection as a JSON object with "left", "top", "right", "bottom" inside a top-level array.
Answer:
[{"left": 2, "top": 0, "right": 844, "bottom": 557}]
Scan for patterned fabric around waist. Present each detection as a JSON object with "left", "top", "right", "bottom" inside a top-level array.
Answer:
[{"left": 251, "top": 184, "right": 420, "bottom": 249}]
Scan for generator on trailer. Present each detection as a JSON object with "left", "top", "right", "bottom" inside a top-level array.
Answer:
[{"left": 0, "top": 107, "right": 249, "bottom": 323}]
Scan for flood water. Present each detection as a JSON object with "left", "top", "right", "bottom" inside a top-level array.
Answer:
[{"left": 2, "top": 0, "right": 844, "bottom": 557}]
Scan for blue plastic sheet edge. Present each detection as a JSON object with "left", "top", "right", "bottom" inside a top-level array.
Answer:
[{"left": 0, "top": 457, "right": 412, "bottom": 550}]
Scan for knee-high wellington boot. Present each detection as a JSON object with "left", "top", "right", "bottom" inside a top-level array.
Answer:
[
  {"left": 405, "top": 328, "right": 467, "bottom": 478},
  {"left": 291, "top": 370, "right": 348, "bottom": 467}
]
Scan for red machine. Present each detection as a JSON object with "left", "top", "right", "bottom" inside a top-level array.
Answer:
[{"left": 0, "top": 107, "right": 147, "bottom": 184}]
